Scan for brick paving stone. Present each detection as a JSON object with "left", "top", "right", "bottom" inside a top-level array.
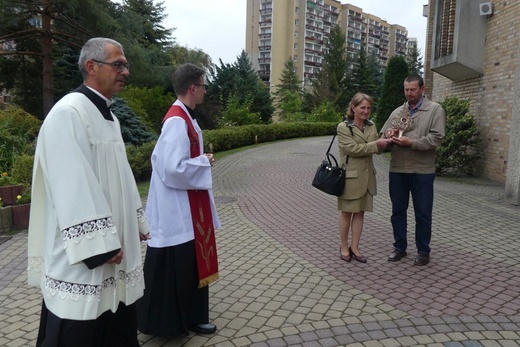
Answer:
[{"left": 2, "top": 138, "right": 520, "bottom": 346}]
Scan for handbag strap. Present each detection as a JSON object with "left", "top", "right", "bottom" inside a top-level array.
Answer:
[{"left": 326, "top": 125, "right": 354, "bottom": 167}]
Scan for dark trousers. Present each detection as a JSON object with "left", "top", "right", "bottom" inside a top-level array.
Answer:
[
  {"left": 36, "top": 300, "right": 139, "bottom": 347},
  {"left": 389, "top": 172, "right": 435, "bottom": 254}
]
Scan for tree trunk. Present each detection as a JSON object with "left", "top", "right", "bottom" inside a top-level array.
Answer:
[{"left": 42, "top": 0, "right": 54, "bottom": 118}]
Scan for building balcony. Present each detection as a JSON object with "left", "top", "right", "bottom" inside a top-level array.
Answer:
[
  {"left": 260, "top": 8, "right": 272, "bottom": 15},
  {"left": 259, "top": 33, "right": 272, "bottom": 39},
  {"left": 258, "top": 70, "right": 270, "bottom": 77},
  {"left": 258, "top": 45, "right": 271, "bottom": 51},
  {"left": 304, "top": 61, "right": 320, "bottom": 67}
]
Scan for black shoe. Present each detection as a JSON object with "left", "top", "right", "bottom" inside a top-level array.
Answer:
[
  {"left": 349, "top": 246, "right": 367, "bottom": 263},
  {"left": 388, "top": 249, "right": 407, "bottom": 262},
  {"left": 414, "top": 254, "right": 430, "bottom": 266},
  {"left": 189, "top": 323, "right": 217, "bottom": 334}
]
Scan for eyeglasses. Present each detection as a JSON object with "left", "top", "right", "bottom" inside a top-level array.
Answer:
[
  {"left": 194, "top": 83, "right": 208, "bottom": 91},
  {"left": 92, "top": 59, "right": 130, "bottom": 72}
]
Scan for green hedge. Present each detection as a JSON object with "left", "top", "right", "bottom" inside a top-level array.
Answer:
[
  {"left": 126, "top": 122, "right": 337, "bottom": 182},
  {"left": 202, "top": 122, "right": 336, "bottom": 152}
]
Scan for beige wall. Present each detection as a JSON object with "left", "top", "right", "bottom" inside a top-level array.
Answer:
[{"left": 428, "top": 0, "right": 520, "bottom": 182}]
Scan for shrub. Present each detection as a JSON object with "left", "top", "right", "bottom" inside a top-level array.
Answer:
[
  {"left": 220, "top": 95, "right": 261, "bottom": 126},
  {"left": 126, "top": 141, "right": 157, "bottom": 182},
  {"left": 111, "top": 98, "right": 157, "bottom": 146},
  {"left": 125, "top": 122, "right": 337, "bottom": 182},
  {"left": 202, "top": 122, "right": 337, "bottom": 153},
  {"left": 0, "top": 105, "right": 40, "bottom": 172},
  {"left": 118, "top": 85, "right": 175, "bottom": 134},
  {"left": 308, "top": 101, "right": 342, "bottom": 123},
  {"left": 436, "top": 97, "right": 482, "bottom": 176},
  {"left": 11, "top": 154, "right": 34, "bottom": 187}
]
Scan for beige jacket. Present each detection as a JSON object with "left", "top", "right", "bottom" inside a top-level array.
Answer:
[
  {"left": 337, "top": 119, "right": 382, "bottom": 200},
  {"left": 381, "top": 97, "right": 446, "bottom": 174}
]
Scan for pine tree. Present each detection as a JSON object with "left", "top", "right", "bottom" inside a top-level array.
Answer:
[
  {"left": 273, "top": 59, "right": 303, "bottom": 114},
  {"left": 406, "top": 46, "right": 424, "bottom": 76},
  {"left": 206, "top": 51, "right": 274, "bottom": 125},
  {"left": 111, "top": 98, "right": 157, "bottom": 146},
  {"left": 311, "top": 25, "right": 351, "bottom": 113},
  {"left": 351, "top": 44, "right": 379, "bottom": 100}
]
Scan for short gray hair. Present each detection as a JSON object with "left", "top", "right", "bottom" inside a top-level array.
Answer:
[{"left": 78, "top": 37, "right": 124, "bottom": 79}]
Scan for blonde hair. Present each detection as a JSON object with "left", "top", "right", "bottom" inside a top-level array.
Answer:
[{"left": 345, "top": 92, "right": 374, "bottom": 119}]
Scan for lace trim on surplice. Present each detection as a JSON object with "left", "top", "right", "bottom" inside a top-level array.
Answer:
[
  {"left": 62, "top": 217, "right": 115, "bottom": 246},
  {"left": 27, "top": 256, "right": 43, "bottom": 272},
  {"left": 136, "top": 207, "right": 145, "bottom": 222},
  {"left": 44, "top": 266, "right": 143, "bottom": 301}
]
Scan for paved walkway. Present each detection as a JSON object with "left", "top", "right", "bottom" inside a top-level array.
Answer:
[{"left": 1, "top": 137, "right": 520, "bottom": 347}]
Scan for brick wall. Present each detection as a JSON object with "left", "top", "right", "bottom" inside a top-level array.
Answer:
[{"left": 429, "top": 0, "right": 520, "bottom": 182}]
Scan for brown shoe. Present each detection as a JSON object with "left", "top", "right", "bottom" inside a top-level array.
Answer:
[
  {"left": 414, "top": 254, "right": 430, "bottom": 266},
  {"left": 388, "top": 249, "right": 407, "bottom": 262}
]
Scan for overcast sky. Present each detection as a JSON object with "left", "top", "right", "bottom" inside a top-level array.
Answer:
[{"left": 166, "top": 1, "right": 428, "bottom": 65}]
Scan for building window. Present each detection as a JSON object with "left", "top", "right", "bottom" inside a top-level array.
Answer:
[{"left": 434, "top": 0, "right": 456, "bottom": 58}]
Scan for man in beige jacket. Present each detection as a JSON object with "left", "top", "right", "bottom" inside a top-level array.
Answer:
[{"left": 381, "top": 75, "right": 446, "bottom": 266}]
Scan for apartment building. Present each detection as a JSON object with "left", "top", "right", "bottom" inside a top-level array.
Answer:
[
  {"left": 246, "top": 0, "right": 410, "bottom": 91},
  {"left": 341, "top": 4, "right": 408, "bottom": 66}
]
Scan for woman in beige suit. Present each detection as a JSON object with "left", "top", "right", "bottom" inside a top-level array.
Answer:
[{"left": 337, "top": 93, "right": 392, "bottom": 263}]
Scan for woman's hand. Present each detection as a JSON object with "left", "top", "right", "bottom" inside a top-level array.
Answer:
[{"left": 376, "top": 138, "right": 393, "bottom": 148}]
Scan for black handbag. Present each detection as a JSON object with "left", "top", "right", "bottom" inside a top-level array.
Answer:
[{"left": 312, "top": 133, "right": 349, "bottom": 196}]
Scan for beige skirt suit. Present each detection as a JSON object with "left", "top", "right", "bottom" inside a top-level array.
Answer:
[{"left": 337, "top": 119, "right": 383, "bottom": 212}]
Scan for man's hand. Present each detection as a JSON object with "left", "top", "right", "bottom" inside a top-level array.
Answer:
[
  {"left": 205, "top": 153, "right": 215, "bottom": 166},
  {"left": 140, "top": 233, "right": 151, "bottom": 241},
  {"left": 107, "top": 250, "right": 124, "bottom": 265},
  {"left": 384, "top": 128, "right": 399, "bottom": 139},
  {"left": 392, "top": 136, "right": 413, "bottom": 147}
]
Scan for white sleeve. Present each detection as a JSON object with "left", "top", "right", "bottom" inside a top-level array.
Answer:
[{"left": 151, "top": 117, "right": 212, "bottom": 190}]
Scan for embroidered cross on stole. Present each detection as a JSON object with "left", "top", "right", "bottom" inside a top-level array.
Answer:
[{"left": 163, "top": 105, "right": 219, "bottom": 288}]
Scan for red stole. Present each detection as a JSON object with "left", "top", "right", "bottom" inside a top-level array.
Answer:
[{"left": 163, "top": 105, "right": 219, "bottom": 287}]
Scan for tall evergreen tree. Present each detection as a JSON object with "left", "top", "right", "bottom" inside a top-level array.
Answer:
[
  {"left": 120, "top": 0, "right": 173, "bottom": 48},
  {"left": 0, "top": 0, "right": 120, "bottom": 118},
  {"left": 0, "top": 0, "right": 175, "bottom": 118},
  {"left": 207, "top": 51, "right": 274, "bottom": 124},
  {"left": 311, "top": 25, "right": 351, "bottom": 113},
  {"left": 406, "top": 45, "right": 424, "bottom": 76},
  {"left": 273, "top": 58, "right": 302, "bottom": 113},
  {"left": 351, "top": 44, "right": 379, "bottom": 99},
  {"left": 375, "top": 56, "right": 409, "bottom": 130},
  {"left": 112, "top": 0, "right": 175, "bottom": 91}
]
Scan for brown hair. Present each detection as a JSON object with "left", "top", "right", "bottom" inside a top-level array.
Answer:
[{"left": 345, "top": 92, "right": 374, "bottom": 119}]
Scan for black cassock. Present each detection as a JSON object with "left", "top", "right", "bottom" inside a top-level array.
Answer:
[{"left": 136, "top": 240, "right": 209, "bottom": 337}]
